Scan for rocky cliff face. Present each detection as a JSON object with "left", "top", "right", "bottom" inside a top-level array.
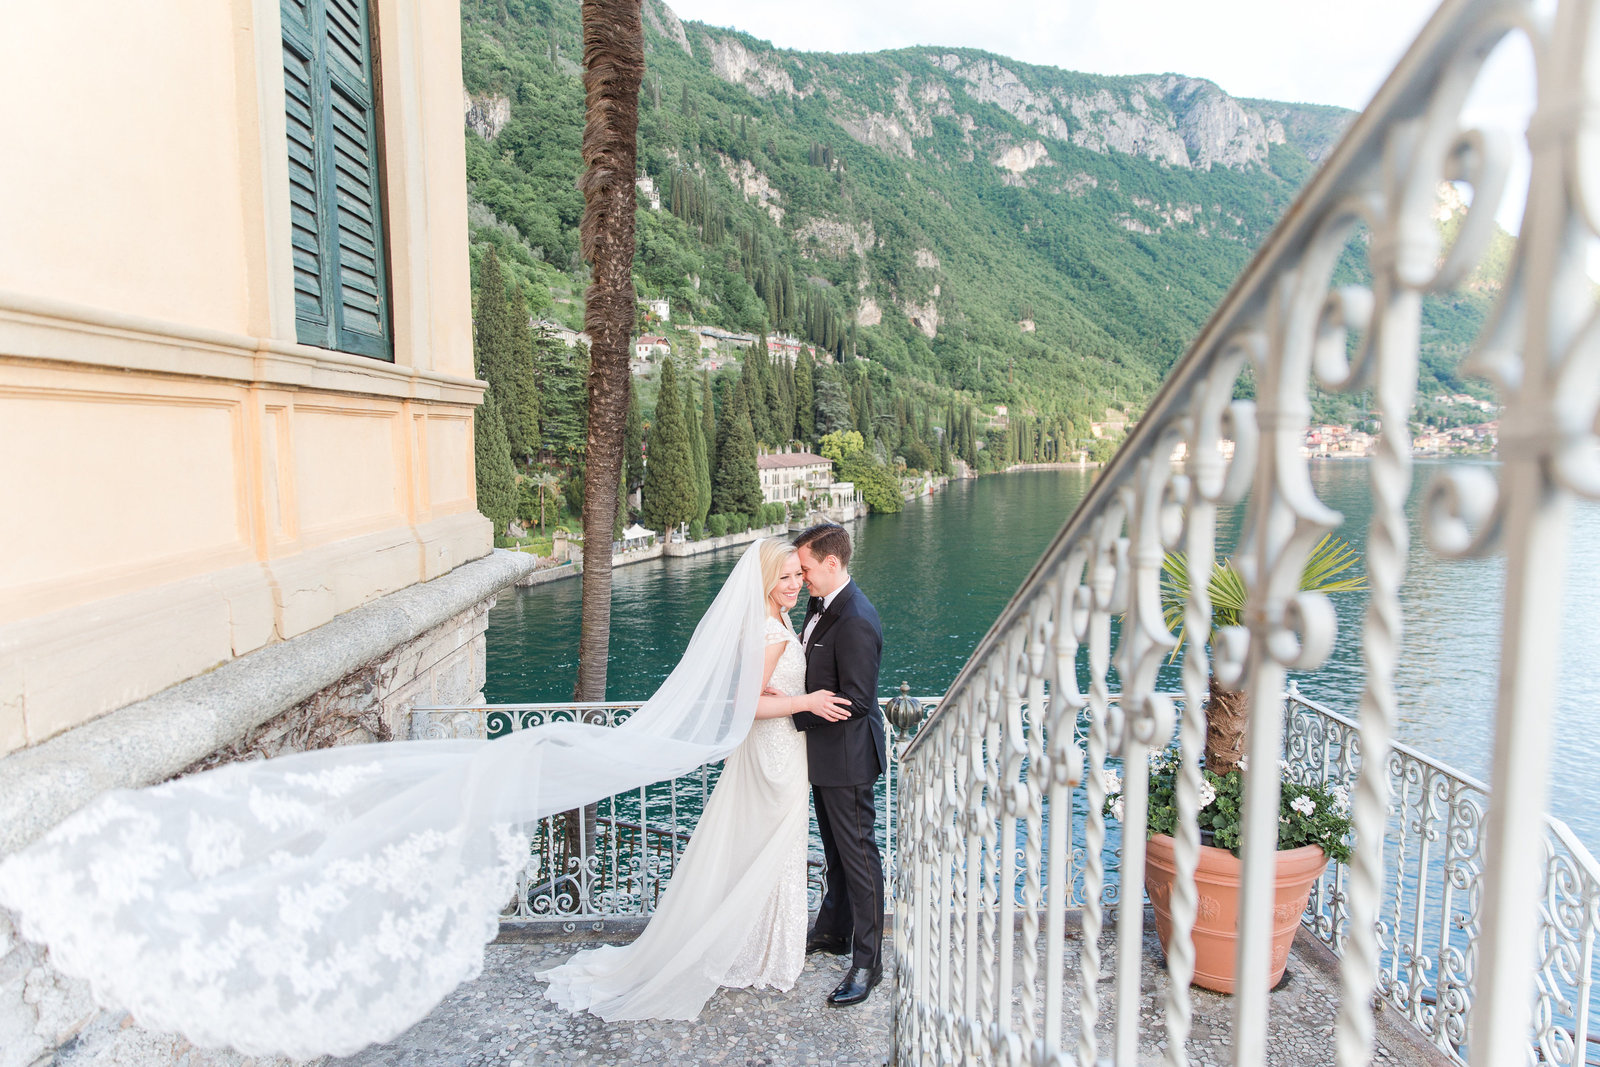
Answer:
[
  {"left": 687, "top": 21, "right": 1341, "bottom": 176},
  {"left": 463, "top": 90, "right": 511, "bottom": 140}
]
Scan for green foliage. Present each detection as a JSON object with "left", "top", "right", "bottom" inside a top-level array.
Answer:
[
  {"left": 524, "top": 470, "right": 563, "bottom": 528},
  {"left": 1160, "top": 534, "right": 1368, "bottom": 650},
  {"left": 533, "top": 330, "right": 586, "bottom": 458},
  {"left": 474, "top": 389, "right": 518, "bottom": 532},
  {"left": 793, "top": 350, "right": 817, "bottom": 443},
  {"left": 474, "top": 248, "right": 540, "bottom": 462},
  {"left": 727, "top": 511, "right": 750, "bottom": 533},
  {"left": 836, "top": 451, "right": 902, "bottom": 513},
  {"left": 642, "top": 359, "right": 698, "bottom": 532},
  {"left": 1105, "top": 747, "right": 1353, "bottom": 862},
  {"left": 819, "top": 429, "right": 865, "bottom": 462},
  {"left": 624, "top": 388, "right": 645, "bottom": 490},
  {"left": 711, "top": 380, "right": 763, "bottom": 516},
  {"left": 686, "top": 373, "right": 712, "bottom": 522},
  {"left": 460, "top": 1, "right": 1496, "bottom": 480},
  {"left": 700, "top": 371, "right": 718, "bottom": 480},
  {"left": 707, "top": 513, "right": 729, "bottom": 537}
]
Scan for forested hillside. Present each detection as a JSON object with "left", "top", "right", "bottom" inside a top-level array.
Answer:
[{"left": 460, "top": 0, "right": 1503, "bottom": 537}]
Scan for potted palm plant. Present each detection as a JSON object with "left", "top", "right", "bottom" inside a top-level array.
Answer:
[{"left": 1106, "top": 534, "right": 1363, "bottom": 992}]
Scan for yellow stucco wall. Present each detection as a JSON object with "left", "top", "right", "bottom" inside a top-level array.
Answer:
[{"left": 0, "top": 0, "right": 490, "bottom": 757}]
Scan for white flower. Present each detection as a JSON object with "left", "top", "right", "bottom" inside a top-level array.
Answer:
[
  {"left": 1197, "top": 780, "right": 1217, "bottom": 810},
  {"left": 1237, "top": 755, "right": 1249, "bottom": 773},
  {"left": 1110, "top": 797, "right": 1125, "bottom": 822},
  {"left": 1100, "top": 769, "right": 1122, "bottom": 795},
  {"left": 1330, "top": 786, "right": 1351, "bottom": 816},
  {"left": 1290, "top": 795, "right": 1316, "bottom": 818}
]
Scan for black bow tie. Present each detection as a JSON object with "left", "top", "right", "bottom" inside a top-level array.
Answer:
[{"left": 806, "top": 596, "right": 825, "bottom": 617}]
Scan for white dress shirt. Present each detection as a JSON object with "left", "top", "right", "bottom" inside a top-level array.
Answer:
[{"left": 802, "top": 584, "right": 844, "bottom": 645}]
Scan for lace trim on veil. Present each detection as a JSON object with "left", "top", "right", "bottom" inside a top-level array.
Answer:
[{"left": 0, "top": 541, "right": 777, "bottom": 1057}]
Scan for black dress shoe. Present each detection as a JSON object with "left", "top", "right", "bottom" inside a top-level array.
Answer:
[
  {"left": 827, "top": 964, "right": 882, "bottom": 1006},
  {"left": 805, "top": 933, "right": 851, "bottom": 956}
]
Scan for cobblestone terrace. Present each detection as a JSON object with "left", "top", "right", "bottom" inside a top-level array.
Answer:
[{"left": 331, "top": 921, "right": 1450, "bottom": 1067}]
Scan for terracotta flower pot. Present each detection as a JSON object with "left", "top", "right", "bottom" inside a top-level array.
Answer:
[{"left": 1142, "top": 833, "right": 1328, "bottom": 993}]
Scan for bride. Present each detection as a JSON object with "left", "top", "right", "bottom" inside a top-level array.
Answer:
[
  {"left": 0, "top": 537, "right": 846, "bottom": 1057},
  {"left": 540, "top": 536, "right": 847, "bottom": 1019}
]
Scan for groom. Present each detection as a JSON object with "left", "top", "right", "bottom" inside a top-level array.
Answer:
[{"left": 789, "top": 522, "right": 886, "bottom": 1007}]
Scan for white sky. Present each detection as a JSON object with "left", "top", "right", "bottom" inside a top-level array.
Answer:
[{"left": 666, "top": 0, "right": 1540, "bottom": 231}]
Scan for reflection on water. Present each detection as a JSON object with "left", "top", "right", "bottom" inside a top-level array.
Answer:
[{"left": 485, "top": 463, "right": 1600, "bottom": 850}]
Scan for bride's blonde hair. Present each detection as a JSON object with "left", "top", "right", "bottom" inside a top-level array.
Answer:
[{"left": 757, "top": 536, "right": 798, "bottom": 598}]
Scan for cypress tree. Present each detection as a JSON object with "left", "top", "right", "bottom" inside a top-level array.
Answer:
[
  {"left": 624, "top": 387, "right": 645, "bottom": 492},
  {"left": 687, "top": 374, "right": 712, "bottom": 522},
  {"left": 505, "top": 286, "right": 540, "bottom": 462},
  {"left": 794, "top": 350, "right": 816, "bottom": 443},
  {"left": 474, "top": 249, "right": 522, "bottom": 453},
  {"left": 712, "top": 382, "right": 763, "bottom": 517},
  {"left": 641, "top": 358, "right": 697, "bottom": 533},
  {"left": 742, "top": 351, "right": 773, "bottom": 445},
  {"left": 701, "top": 371, "right": 718, "bottom": 477},
  {"left": 474, "top": 388, "right": 517, "bottom": 534},
  {"left": 534, "top": 332, "right": 587, "bottom": 457},
  {"left": 765, "top": 352, "right": 787, "bottom": 443}
]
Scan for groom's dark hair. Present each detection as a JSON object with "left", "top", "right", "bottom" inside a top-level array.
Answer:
[{"left": 794, "top": 522, "right": 852, "bottom": 568}]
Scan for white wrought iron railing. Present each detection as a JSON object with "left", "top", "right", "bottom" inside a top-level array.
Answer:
[
  {"left": 1284, "top": 687, "right": 1600, "bottom": 1066},
  {"left": 891, "top": 0, "right": 1600, "bottom": 1061},
  {"left": 409, "top": 698, "right": 944, "bottom": 930}
]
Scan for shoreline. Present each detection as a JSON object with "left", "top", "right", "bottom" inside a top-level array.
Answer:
[
  {"left": 1001, "top": 461, "right": 1099, "bottom": 473},
  {"left": 512, "top": 518, "right": 864, "bottom": 588}
]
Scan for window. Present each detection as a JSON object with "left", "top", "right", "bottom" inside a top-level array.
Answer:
[{"left": 281, "top": 0, "right": 392, "bottom": 360}]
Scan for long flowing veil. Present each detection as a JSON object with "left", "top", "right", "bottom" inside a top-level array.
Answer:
[{"left": 0, "top": 541, "right": 773, "bottom": 1058}]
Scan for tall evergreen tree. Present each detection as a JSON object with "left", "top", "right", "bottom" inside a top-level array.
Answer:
[
  {"left": 700, "top": 371, "right": 718, "bottom": 477},
  {"left": 533, "top": 333, "right": 587, "bottom": 457},
  {"left": 793, "top": 350, "right": 816, "bottom": 443},
  {"left": 474, "top": 249, "right": 525, "bottom": 454},
  {"left": 474, "top": 388, "right": 517, "bottom": 534},
  {"left": 854, "top": 377, "right": 873, "bottom": 442},
  {"left": 641, "top": 358, "right": 696, "bottom": 532},
  {"left": 766, "top": 352, "right": 789, "bottom": 442},
  {"left": 624, "top": 387, "right": 645, "bottom": 492},
  {"left": 743, "top": 347, "right": 773, "bottom": 445},
  {"left": 505, "top": 286, "right": 541, "bottom": 462},
  {"left": 712, "top": 381, "right": 763, "bottom": 517},
  {"left": 687, "top": 373, "right": 712, "bottom": 523}
]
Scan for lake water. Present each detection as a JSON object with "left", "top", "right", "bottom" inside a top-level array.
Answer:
[{"left": 484, "top": 462, "right": 1600, "bottom": 849}]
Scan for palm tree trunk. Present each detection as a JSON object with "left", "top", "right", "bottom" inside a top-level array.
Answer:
[
  {"left": 574, "top": 0, "right": 643, "bottom": 705},
  {"left": 566, "top": 0, "right": 643, "bottom": 872},
  {"left": 1204, "top": 676, "right": 1248, "bottom": 776}
]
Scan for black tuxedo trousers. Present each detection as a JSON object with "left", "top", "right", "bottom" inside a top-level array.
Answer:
[{"left": 793, "top": 580, "right": 885, "bottom": 970}]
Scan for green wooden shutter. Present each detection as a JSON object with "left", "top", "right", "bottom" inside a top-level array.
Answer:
[{"left": 281, "top": 0, "right": 392, "bottom": 361}]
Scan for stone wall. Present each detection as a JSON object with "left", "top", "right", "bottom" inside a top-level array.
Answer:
[{"left": 178, "top": 599, "right": 492, "bottom": 776}]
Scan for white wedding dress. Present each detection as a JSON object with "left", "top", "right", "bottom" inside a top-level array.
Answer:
[
  {"left": 0, "top": 543, "right": 784, "bottom": 1059},
  {"left": 539, "top": 615, "right": 810, "bottom": 1019}
]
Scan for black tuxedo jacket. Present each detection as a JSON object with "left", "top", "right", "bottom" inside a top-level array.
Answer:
[{"left": 792, "top": 580, "right": 886, "bottom": 788}]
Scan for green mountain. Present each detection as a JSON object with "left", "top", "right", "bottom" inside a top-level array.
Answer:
[{"left": 460, "top": 0, "right": 1494, "bottom": 430}]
